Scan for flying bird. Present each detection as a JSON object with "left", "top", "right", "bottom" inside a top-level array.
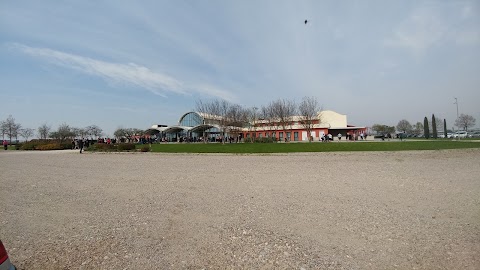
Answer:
[{"left": 305, "top": 20, "right": 308, "bottom": 24}]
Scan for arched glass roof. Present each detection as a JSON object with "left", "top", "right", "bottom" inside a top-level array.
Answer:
[{"left": 179, "top": 112, "right": 204, "bottom": 127}]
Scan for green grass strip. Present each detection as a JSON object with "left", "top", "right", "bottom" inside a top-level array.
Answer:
[{"left": 145, "top": 140, "right": 480, "bottom": 153}]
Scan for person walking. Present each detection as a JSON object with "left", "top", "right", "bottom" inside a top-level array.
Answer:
[
  {"left": 3, "top": 140, "right": 7, "bottom": 150},
  {"left": 78, "top": 138, "right": 84, "bottom": 154},
  {"left": 337, "top": 133, "right": 342, "bottom": 141}
]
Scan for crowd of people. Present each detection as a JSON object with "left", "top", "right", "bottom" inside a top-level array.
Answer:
[{"left": 320, "top": 132, "right": 368, "bottom": 142}]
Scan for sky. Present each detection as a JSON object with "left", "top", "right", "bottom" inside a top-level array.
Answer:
[{"left": 1, "top": 0, "right": 479, "bottom": 136}]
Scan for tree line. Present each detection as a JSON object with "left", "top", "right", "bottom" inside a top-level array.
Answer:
[
  {"left": 373, "top": 113, "right": 476, "bottom": 138},
  {"left": 0, "top": 115, "right": 103, "bottom": 143}
]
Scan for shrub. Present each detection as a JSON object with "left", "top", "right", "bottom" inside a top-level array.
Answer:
[
  {"left": 117, "top": 143, "right": 136, "bottom": 151},
  {"left": 19, "top": 139, "right": 72, "bottom": 150},
  {"left": 20, "top": 141, "right": 38, "bottom": 150},
  {"left": 36, "top": 143, "right": 63, "bottom": 150},
  {"left": 140, "top": 145, "right": 150, "bottom": 152},
  {"left": 91, "top": 143, "right": 116, "bottom": 151}
]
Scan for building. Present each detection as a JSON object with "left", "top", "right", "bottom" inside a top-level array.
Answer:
[{"left": 151, "top": 110, "right": 366, "bottom": 142}]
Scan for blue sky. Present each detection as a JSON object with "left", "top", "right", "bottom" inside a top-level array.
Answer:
[{"left": 1, "top": 0, "right": 479, "bottom": 136}]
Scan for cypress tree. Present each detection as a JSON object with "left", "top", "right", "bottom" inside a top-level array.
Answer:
[
  {"left": 443, "top": 119, "right": 447, "bottom": 138},
  {"left": 424, "top": 117, "right": 430, "bottom": 139},
  {"left": 432, "top": 114, "right": 437, "bottom": 139}
]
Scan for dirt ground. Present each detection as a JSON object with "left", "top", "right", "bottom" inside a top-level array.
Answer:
[{"left": 1, "top": 149, "right": 479, "bottom": 269}]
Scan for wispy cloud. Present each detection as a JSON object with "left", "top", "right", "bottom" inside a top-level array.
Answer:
[
  {"left": 191, "top": 84, "right": 236, "bottom": 103},
  {"left": 13, "top": 43, "right": 182, "bottom": 96},
  {"left": 11, "top": 43, "right": 235, "bottom": 100}
]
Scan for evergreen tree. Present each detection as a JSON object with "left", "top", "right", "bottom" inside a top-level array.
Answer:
[
  {"left": 424, "top": 117, "right": 430, "bottom": 139},
  {"left": 443, "top": 119, "right": 447, "bottom": 138},
  {"left": 432, "top": 114, "right": 437, "bottom": 139}
]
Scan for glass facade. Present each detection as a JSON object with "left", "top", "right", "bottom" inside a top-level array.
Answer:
[
  {"left": 179, "top": 112, "right": 203, "bottom": 127},
  {"left": 175, "top": 112, "right": 220, "bottom": 140}
]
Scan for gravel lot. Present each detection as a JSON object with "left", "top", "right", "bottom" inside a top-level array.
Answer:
[{"left": 1, "top": 149, "right": 479, "bottom": 269}]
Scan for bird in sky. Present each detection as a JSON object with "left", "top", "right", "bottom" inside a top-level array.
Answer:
[{"left": 305, "top": 19, "right": 308, "bottom": 24}]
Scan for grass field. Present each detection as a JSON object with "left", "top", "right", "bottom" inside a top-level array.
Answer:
[{"left": 145, "top": 140, "right": 480, "bottom": 153}]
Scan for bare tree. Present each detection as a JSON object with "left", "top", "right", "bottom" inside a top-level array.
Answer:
[
  {"left": 271, "top": 99, "right": 296, "bottom": 141},
  {"left": 298, "top": 96, "right": 320, "bottom": 142},
  {"left": 37, "top": 123, "right": 51, "bottom": 140},
  {"left": 455, "top": 114, "right": 476, "bottom": 131},
  {"left": 87, "top": 125, "right": 103, "bottom": 138},
  {"left": 114, "top": 127, "right": 126, "bottom": 140},
  {"left": 20, "top": 128, "right": 35, "bottom": 141},
  {"left": 196, "top": 99, "right": 232, "bottom": 144},
  {"left": 51, "top": 123, "right": 75, "bottom": 141},
  {"left": 2, "top": 115, "right": 21, "bottom": 143},
  {"left": 435, "top": 116, "right": 443, "bottom": 132},
  {"left": 260, "top": 103, "right": 277, "bottom": 138},
  {"left": 245, "top": 106, "right": 259, "bottom": 142},
  {"left": 396, "top": 119, "right": 412, "bottom": 133},
  {"left": 412, "top": 122, "right": 423, "bottom": 136},
  {"left": 372, "top": 124, "right": 395, "bottom": 135},
  {"left": 76, "top": 128, "right": 89, "bottom": 138},
  {"left": 0, "top": 120, "right": 6, "bottom": 140},
  {"left": 226, "top": 104, "right": 248, "bottom": 142}
]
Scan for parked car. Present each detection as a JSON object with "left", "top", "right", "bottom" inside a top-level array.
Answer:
[
  {"left": 453, "top": 131, "right": 469, "bottom": 138},
  {"left": 0, "top": 240, "right": 16, "bottom": 270},
  {"left": 446, "top": 133, "right": 454, "bottom": 138},
  {"left": 469, "top": 131, "right": 480, "bottom": 138}
]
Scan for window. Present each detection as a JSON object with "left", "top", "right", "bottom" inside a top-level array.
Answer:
[
  {"left": 294, "top": 132, "right": 299, "bottom": 141},
  {"left": 179, "top": 112, "right": 203, "bottom": 127},
  {"left": 286, "top": 132, "right": 291, "bottom": 140},
  {"left": 279, "top": 132, "right": 284, "bottom": 141}
]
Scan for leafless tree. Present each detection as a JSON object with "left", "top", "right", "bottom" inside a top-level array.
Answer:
[
  {"left": 20, "top": 128, "right": 35, "bottom": 141},
  {"left": 113, "top": 127, "right": 143, "bottom": 142},
  {"left": 412, "top": 122, "right": 423, "bottom": 136},
  {"left": 2, "top": 115, "right": 21, "bottom": 143},
  {"left": 196, "top": 99, "right": 233, "bottom": 143},
  {"left": 271, "top": 99, "right": 296, "bottom": 141},
  {"left": 298, "top": 96, "right": 320, "bottom": 142},
  {"left": 245, "top": 106, "right": 260, "bottom": 142},
  {"left": 37, "top": 123, "right": 51, "bottom": 139},
  {"left": 260, "top": 103, "right": 277, "bottom": 138},
  {"left": 455, "top": 114, "right": 476, "bottom": 131},
  {"left": 396, "top": 119, "right": 412, "bottom": 133},
  {"left": 50, "top": 123, "right": 75, "bottom": 141},
  {"left": 0, "top": 120, "right": 7, "bottom": 140},
  {"left": 226, "top": 104, "right": 248, "bottom": 142},
  {"left": 87, "top": 125, "right": 103, "bottom": 138}
]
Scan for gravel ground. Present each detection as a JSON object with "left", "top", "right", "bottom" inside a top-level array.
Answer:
[{"left": 1, "top": 149, "right": 479, "bottom": 269}]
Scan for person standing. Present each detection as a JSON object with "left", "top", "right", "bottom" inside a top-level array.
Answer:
[
  {"left": 337, "top": 133, "right": 342, "bottom": 141},
  {"left": 3, "top": 140, "right": 7, "bottom": 150},
  {"left": 78, "top": 138, "right": 84, "bottom": 154}
]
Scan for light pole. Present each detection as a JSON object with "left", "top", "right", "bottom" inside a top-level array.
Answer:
[
  {"left": 454, "top": 97, "right": 459, "bottom": 119},
  {"left": 453, "top": 97, "right": 459, "bottom": 133}
]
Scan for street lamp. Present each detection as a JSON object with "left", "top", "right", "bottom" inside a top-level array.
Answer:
[{"left": 454, "top": 97, "right": 459, "bottom": 120}]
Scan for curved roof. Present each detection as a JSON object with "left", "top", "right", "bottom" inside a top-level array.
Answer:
[
  {"left": 178, "top": 111, "right": 203, "bottom": 125},
  {"left": 189, "top": 124, "right": 220, "bottom": 133},
  {"left": 162, "top": 126, "right": 191, "bottom": 133}
]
